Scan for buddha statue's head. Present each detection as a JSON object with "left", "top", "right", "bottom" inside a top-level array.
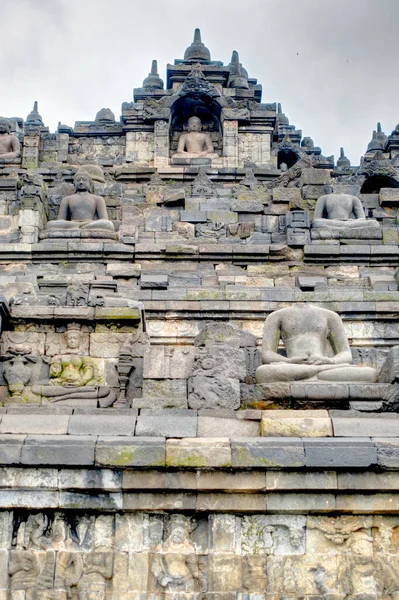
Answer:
[
  {"left": 65, "top": 323, "right": 82, "bottom": 350},
  {"left": 0, "top": 118, "right": 11, "bottom": 134},
  {"left": 188, "top": 116, "right": 202, "bottom": 132},
  {"left": 73, "top": 171, "right": 93, "bottom": 193}
]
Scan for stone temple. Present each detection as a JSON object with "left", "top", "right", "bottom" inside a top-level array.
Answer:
[{"left": 3, "top": 28, "right": 399, "bottom": 599}]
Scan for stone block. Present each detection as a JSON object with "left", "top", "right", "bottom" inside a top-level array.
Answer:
[
  {"left": 332, "top": 414, "right": 399, "bottom": 437},
  {"left": 267, "top": 492, "right": 335, "bottom": 512},
  {"left": 198, "top": 416, "right": 259, "bottom": 437},
  {"left": 0, "top": 435, "right": 25, "bottom": 464},
  {"left": 123, "top": 492, "right": 196, "bottom": 511},
  {"left": 0, "top": 466, "right": 58, "bottom": 489},
  {"left": 301, "top": 184, "right": 326, "bottom": 200},
  {"left": 122, "top": 470, "right": 197, "bottom": 490},
  {"left": 143, "top": 346, "right": 195, "bottom": 379},
  {"left": 261, "top": 410, "right": 332, "bottom": 437},
  {"left": 301, "top": 168, "right": 331, "bottom": 185},
  {"left": 68, "top": 414, "right": 136, "bottom": 436},
  {"left": 379, "top": 188, "right": 399, "bottom": 205},
  {"left": 198, "top": 470, "right": 266, "bottom": 492},
  {"left": 197, "top": 492, "right": 266, "bottom": 512},
  {"left": 21, "top": 435, "right": 95, "bottom": 465},
  {"left": 135, "top": 415, "right": 197, "bottom": 438},
  {"left": 142, "top": 379, "right": 187, "bottom": 402},
  {"left": 0, "top": 414, "right": 69, "bottom": 435},
  {"left": 337, "top": 471, "right": 399, "bottom": 490},
  {"left": 231, "top": 438, "right": 305, "bottom": 467},
  {"left": 296, "top": 276, "right": 327, "bottom": 290},
  {"left": 188, "top": 376, "right": 240, "bottom": 410},
  {"left": 0, "top": 489, "right": 59, "bottom": 509},
  {"left": 266, "top": 471, "right": 337, "bottom": 490},
  {"left": 60, "top": 491, "right": 122, "bottom": 511},
  {"left": 140, "top": 274, "right": 168, "bottom": 289},
  {"left": 304, "top": 438, "right": 377, "bottom": 467},
  {"left": 95, "top": 436, "right": 165, "bottom": 467},
  {"left": 206, "top": 210, "right": 238, "bottom": 223},
  {"left": 286, "top": 210, "right": 310, "bottom": 228},
  {"left": 59, "top": 468, "right": 122, "bottom": 491},
  {"left": 272, "top": 188, "right": 301, "bottom": 203},
  {"left": 336, "top": 493, "right": 399, "bottom": 512},
  {"left": 180, "top": 210, "right": 208, "bottom": 223},
  {"left": 166, "top": 438, "right": 232, "bottom": 467},
  {"left": 230, "top": 200, "right": 263, "bottom": 212}
]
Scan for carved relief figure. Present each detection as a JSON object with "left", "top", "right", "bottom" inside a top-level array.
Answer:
[
  {"left": 32, "top": 324, "right": 109, "bottom": 405},
  {"left": 48, "top": 324, "right": 102, "bottom": 388},
  {"left": 314, "top": 533, "right": 399, "bottom": 600},
  {"left": 0, "top": 117, "right": 20, "bottom": 158},
  {"left": 8, "top": 549, "right": 40, "bottom": 600},
  {"left": 312, "top": 185, "right": 380, "bottom": 230},
  {"left": 77, "top": 550, "right": 113, "bottom": 600},
  {"left": 255, "top": 304, "right": 377, "bottom": 383},
  {"left": 151, "top": 515, "right": 204, "bottom": 598},
  {"left": 46, "top": 171, "right": 114, "bottom": 232},
  {"left": 172, "top": 116, "right": 219, "bottom": 159}
]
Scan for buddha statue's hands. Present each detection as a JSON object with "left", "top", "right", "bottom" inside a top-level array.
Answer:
[{"left": 286, "top": 355, "right": 335, "bottom": 365}]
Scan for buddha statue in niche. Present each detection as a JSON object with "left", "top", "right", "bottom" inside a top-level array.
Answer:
[
  {"left": 172, "top": 116, "right": 219, "bottom": 160},
  {"left": 0, "top": 118, "right": 20, "bottom": 158},
  {"left": 32, "top": 323, "right": 105, "bottom": 403},
  {"left": 46, "top": 171, "right": 114, "bottom": 232},
  {"left": 255, "top": 304, "right": 377, "bottom": 383},
  {"left": 312, "top": 185, "right": 379, "bottom": 230}
]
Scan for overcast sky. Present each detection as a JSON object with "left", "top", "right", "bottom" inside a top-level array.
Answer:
[{"left": 1, "top": 0, "right": 398, "bottom": 165}]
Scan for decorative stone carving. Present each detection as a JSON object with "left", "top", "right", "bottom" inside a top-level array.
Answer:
[
  {"left": 45, "top": 170, "right": 115, "bottom": 233},
  {"left": 9, "top": 513, "right": 114, "bottom": 600},
  {"left": 32, "top": 324, "right": 115, "bottom": 406},
  {"left": 191, "top": 169, "right": 215, "bottom": 196},
  {"left": 195, "top": 221, "right": 226, "bottom": 239},
  {"left": 313, "top": 532, "right": 399, "bottom": 600},
  {"left": 255, "top": 304, "right": 377, "bottom": 383},
  {"left": 150, "top": 515, "right": 205, "bottom": 598},
  {"left": 188, "top": 376, "right": 240, "bottom": 409}
]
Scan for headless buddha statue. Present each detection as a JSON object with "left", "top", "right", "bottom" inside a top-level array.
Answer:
[
  {"left": 255, "top": 304, "right": 377, "bottom": 383},
  {"left": 312, "top": 185, "right": 379, "bottom": 230},
  {"left": 46, "top": 171, "right": 114, "bottom": 232},
  {"left": 172, "top": 116, "right": 219, "bottom": 160}
]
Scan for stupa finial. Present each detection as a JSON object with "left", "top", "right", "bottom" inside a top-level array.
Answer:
[
  {"left": 184, "top": 28, "right": 211, "bottom": 62},
  {"left": 142, "top": 59, "right": 164, "bottom": 89}
]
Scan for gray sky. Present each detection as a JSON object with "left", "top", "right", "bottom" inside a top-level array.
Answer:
[{"left": 1, "top": 0, "right": 398, "bottom": 164}]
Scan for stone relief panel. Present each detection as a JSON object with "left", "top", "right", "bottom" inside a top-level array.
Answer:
[{"left": 2, "top": 512, "right": 399, "bottom": 599}]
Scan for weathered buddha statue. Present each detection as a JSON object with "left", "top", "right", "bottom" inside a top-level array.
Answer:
[
  {"left": 32, "top": 324, "right": 107, "bottom": 404},
  {"left": 172, "top": 116, "right": 219, "bottom": 160},
  {"left": 255, "top": 304, "right": 377, "bottom": 383},
  {"left": 0, "top": 118, "right": 20, "bottom": 158},
  {"left": 46, "top": 170, "right": 114, "bottom": 232},
  {"left": 312, "top": 185, "right": 379, "bottom": 230}
]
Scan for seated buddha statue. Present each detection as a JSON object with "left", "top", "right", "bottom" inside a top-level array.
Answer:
[
  {"left": 0, "top": 118, "right": 20, "bottom": 158},
  {"left": 32, "top": 324, "right": 107, "bottom": 403},
  {"left": 172, "top": 116, "right": 219, "bottom": 160},
  {"left": 312, "top": 185, "right": 379, "bottom": 230},
  {"left": 255, "top": 304, "right": 377, "bottom": 383},
  {"left": 46, "top": 170, "right": 114, "bottom": 232}
]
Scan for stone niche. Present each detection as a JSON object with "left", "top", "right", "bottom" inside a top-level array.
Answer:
[{"left": 3, "top": 511, "right": 399, "bottom": 599}]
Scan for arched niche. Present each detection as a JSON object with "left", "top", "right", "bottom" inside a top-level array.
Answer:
[
  {"left": 360, "top": 176, "right": 399, "bottom": 194},
  {"left": 278, "top": 149, "right": 300, "bottom": 169},
  {"left": 169, "top": 94, "right": 223, "bottom": 155}
]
